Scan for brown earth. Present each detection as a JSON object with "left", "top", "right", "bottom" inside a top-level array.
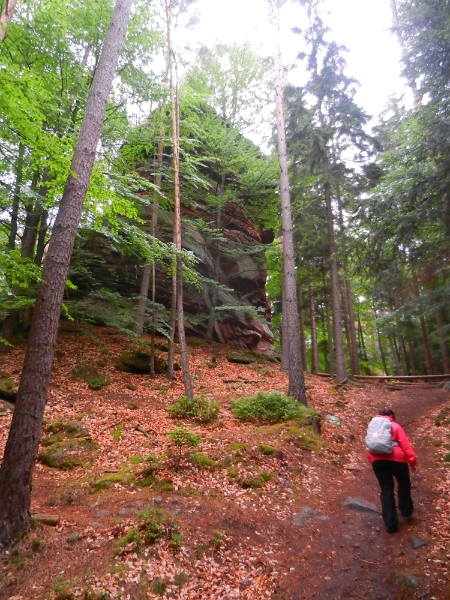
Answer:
[{"left": 0, "top": 326, "right": 449, "bottom": 600}]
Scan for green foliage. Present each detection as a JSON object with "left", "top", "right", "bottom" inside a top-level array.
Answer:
[
  {"left": 111, "top": 425, "right": 123, "bottom": 442},
  {"left": 167, "top": 395, "right": 219, "bottom": 423},
  {"left": 166, "top": 427, "right": 202, "bottom": 465},
  {"left": 231, "top": 391, "right": 313, "bottom": 424},
  {"left": 211, "top": 529, "right": 225, "bottom": 550},
  {"left": 189, "top": 452, "right": 216, "bottom": 468},
  {"left": 258, "top": 444, "right": 275, "bottom": 456}
]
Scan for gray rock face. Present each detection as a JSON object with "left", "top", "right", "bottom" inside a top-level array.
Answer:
[
  {"left": 94, "top": 510, "right": 110, "bottom": 518},
  {"left": 344, "top": 497, "right": 380, "bottom": 514}
]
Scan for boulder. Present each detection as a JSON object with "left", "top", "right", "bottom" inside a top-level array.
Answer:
[
  {"left": 65, "top": 420, "right": 88, "bottom": 438},
  {"left": 38, "top": 439, "right": 98, "bottom": 470},
  {"left": 0, "top": 375, "right": 18, "bottom": 403}
]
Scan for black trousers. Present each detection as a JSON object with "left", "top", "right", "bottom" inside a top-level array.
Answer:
[{"left": 372, "top": 460, "right": 413, "bottom": 531}]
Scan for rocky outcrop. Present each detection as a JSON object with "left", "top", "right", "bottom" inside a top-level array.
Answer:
[{"left": 69, "top": 199, "right": 277, "bottom": 357}]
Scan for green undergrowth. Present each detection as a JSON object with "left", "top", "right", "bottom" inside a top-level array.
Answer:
[
  {"left": 239, "top": 470, "right": 273, "bottom": 489},
  {"left": 256, "top": 420, "right": 324, "bottom": 452},
  {"left": 231, "top": 391, "right": 317, "bottom": 424},
  {"left": 167, "top": 394, "right": 219, "bottom": 423},
  {"left": 189, "top": 452, "right": 216, "bottom": 468},
  {"left": 114, "top": 506, "right": 184, "bottom": 556}
]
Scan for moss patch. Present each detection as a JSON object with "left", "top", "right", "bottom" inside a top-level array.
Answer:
[
  {"left": 0, "top": 375, "right": 18, "bottom": 403},
  {"left": 38, "top": 439, "right": 98, "bottom": 470}
]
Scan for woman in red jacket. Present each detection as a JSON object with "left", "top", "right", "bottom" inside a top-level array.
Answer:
[{"left": 366, "top": 408, "right": 417, "bottom": 533}]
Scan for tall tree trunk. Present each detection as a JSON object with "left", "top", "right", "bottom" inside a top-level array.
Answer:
[
  {"left": 297, "top": 284, "right": 307, "bottom": 371},
  {"left": 309, "top": 276, "right": 318, "bottom": 374},
  {"left": 387, "top": 330, "right": 401, "bottom": 375},
  {"left": 21, "top": 170, "right": 50, "bottom": 260},
  {"left": 270, "top": 0, "right": 305, "bottom": 402},
  {"left": 134, "top": 139, "right": 162, "bottom": 338},
  {"left": 34, "top": 209, "right": 49, "bottom": 266},
  {"left": 280, "top": 243, "right": 289, "bottom": 372},
  {"left": 435, "top": 308, "right": 449, "bottom": 373},
  {"left": 149, "top": 200, "right": 159, "bottom": 376},
  {"left": 334, "top": 183, "right": 358, "bottom": 375},
  {"left": 206, "top": 174, "right": 225, "bottom": 341},
  {"left": 399, "top": 330, "right": 411, "bottom": 375},
  {"left": 321, "top": 259, "right": 334, "bottom": 377},
  {"left": 0, "top": 0, "right": 18, "bottom": 42},
  {"left": 345, "top": 279, "right": 359, "bottom": 375},
  {"left": 376, "top": 324, "right": 389, "bottom": 375},
  {"left": 164, "top": 0, "right": 193, "bottom": 398},
  {"left": 322, "top": 156, "right": 346, "bottom": 381},
  {"left": 7, "top": 142, "right": 24, "bottom": 250},
  {"left": 0, "top": 0, "right": 133, "bottom": 550},
  {"left": 419, "top": 315, "right": 435, "bottom": 375}
]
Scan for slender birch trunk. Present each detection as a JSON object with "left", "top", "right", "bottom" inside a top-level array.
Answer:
[{"left": 0, "top": 0, "right": 133, "bottom": 549}]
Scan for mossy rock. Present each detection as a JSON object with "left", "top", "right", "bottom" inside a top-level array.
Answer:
[
  {"left": 186, "top": 337, "right": 204, "bottom": 347},
  {"left": 226, "top": 350, "right": 257, "bottom": 365},
  {"left": 70, "top": 361, "right": 97, "bottom": 380},
  {"left": 120, "top": 349, "right": 167, "bottom": 374},
  {"left": 92, "top": 472, "right": 131, "bottom": 493},
  {"left": 42, "top": 433, "right": 64, "bottom": 446},
  {"left": 38, "top": 439, "right": 98, "bottom": 470},
  {"left": 0, "top": 399, "right": 14, "bottom": 414},
  {"left": 0, "top": 375, "right": 18, "bottom": 403},
  {"left": 65, "top": 420, "right": 88, "bottom": 438}
]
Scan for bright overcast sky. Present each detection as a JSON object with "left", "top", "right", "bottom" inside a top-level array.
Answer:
[{"left": 187, "top": 0, "right": 409, "bottom": 124}]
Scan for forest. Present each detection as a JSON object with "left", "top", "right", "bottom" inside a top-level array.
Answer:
[{"left": 0, "top": 0, "right": 449, "bottom": 595}]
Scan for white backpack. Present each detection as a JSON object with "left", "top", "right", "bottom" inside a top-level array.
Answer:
[{"left": 365, "top": 416, "right": 398, "bottom": 454}]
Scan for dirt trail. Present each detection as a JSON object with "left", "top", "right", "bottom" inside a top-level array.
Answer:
[{"left": 274, "top": 384, "right": 450, "bottom": 600}]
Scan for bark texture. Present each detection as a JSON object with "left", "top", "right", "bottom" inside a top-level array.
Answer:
[{"left": 0, "top": 0, "right": 133, "bottom": 549}]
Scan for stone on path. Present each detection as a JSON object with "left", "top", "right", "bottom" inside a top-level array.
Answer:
[
  {"left": 344, "top": 497, "right": 380, "bottom": 514},
  {"left": 33, "top": 513, "right": 60, "bottom": 526},
  {"left": 326, "top": 415, "right": 341, "bottom": 426},
  {"left": 293, "top": 506, "right": 318, "bottom": 526},
  {"left": 411, "top": 535, "right": 427, "bottom": 549},
  {"left": 94, "top": 509, "right": 110, "bottom": 518},
  {"left": 398, "top": 575, "right": 419, "bottom": 587},
  {"left": 66, "top": 531, "right": 79, "bottom": 544}
]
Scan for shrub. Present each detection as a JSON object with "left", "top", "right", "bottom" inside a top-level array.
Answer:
[
  {"left": 168, "top": 395, "right": 219, "bottom": 423},
  {"left": 88, "top": 375, "right": 110, "bottom": 390},
  {"left": 231, "top": 391, "right": 313, "bottom": 424},
  {"left": 189, "top": 452, "right": 216, "bottom": 468},
  {"left": 258, "top": 444, "right": 275, "bottom": 456},
  {"left": 166, "top": 428, "right": 202, "bottom": 464}
]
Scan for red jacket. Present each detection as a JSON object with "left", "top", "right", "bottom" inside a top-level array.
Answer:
[{"left": 366, "top": 415, "right": 417, "bottom": 466}]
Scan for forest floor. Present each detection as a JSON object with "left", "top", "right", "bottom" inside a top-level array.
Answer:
[{"left": 1, "top": 324, "right": 450, "bottom": 600}]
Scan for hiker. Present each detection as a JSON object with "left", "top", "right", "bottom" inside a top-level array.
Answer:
[{"left": 366, "top": 408, "right": 417, "bottom": 533}]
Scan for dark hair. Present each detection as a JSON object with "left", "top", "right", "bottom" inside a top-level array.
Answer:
[{"left": 379, "top": 407, "right": 396, "bottom": 421}]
